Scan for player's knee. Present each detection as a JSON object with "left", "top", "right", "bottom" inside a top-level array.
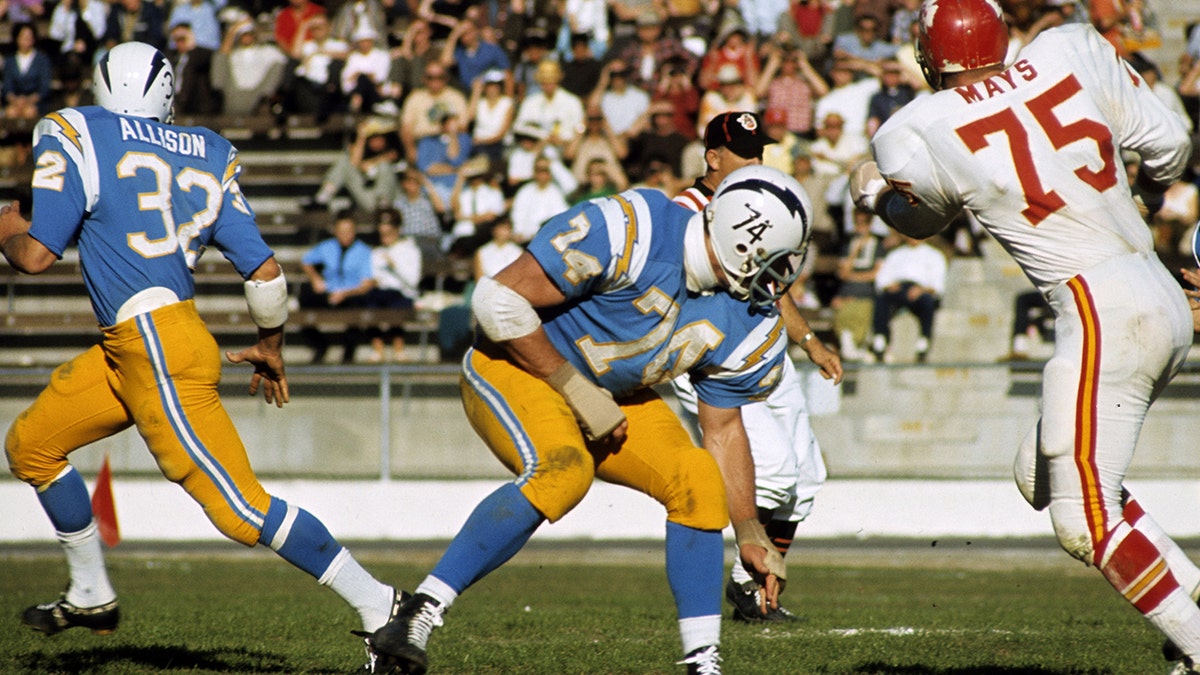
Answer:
[
  {"left": 5, "top": 415, "right": 59, "bottom": 486},
  {"left": 1048, "top": 502, "right": 1095, "bottom": 564},
  {"left": 1013, "top": 424, "right": 1049, "bottom": 511},
  {"left": 663, "top": 449, "right": 728, "bottom": 531},
  {"left": 523, "top": 444, "right": 595, "bottom": 522},
  {"left": 5, "top": 423, "right": 26, "bottom": 480}
]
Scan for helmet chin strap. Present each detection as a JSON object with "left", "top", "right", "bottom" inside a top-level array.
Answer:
[{"left": 683, "top": 214, "right": 721, "bottom": 293}]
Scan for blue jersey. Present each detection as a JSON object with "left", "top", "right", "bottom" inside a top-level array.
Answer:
[
  {"left": 26, "top": 106, "right": 273, "bottom": 326},
  {"left": 526, "top": 189, "right": 785, "bottom": 406}
]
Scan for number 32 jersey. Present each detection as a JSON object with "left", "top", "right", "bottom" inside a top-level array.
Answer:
[
  {"left": 871, "top": 24, "right": 1190, "bottom": 296},
  {"left": 525, "top": 189, "right": 786, "bottom": 407},
  {"left": 26, "top": 106, "right": 273, "bottom": 326}
]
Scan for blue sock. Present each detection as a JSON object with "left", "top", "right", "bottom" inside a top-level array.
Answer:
[
  {"left": 37, "top": 467, "right": 93, "bottom": 533},
  {"left": 431, "top": 483, "right": 544, "bottom": 592},
  {"left": 259, "top": 497, "right": 341, "bottom": 579},
  {"left": 665, "top": 521, "right": 723, "bottom": 619}
]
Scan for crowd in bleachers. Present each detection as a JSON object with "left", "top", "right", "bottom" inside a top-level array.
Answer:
[{"left": 1, "top": 0, "right": 1198, "bottom": 364}]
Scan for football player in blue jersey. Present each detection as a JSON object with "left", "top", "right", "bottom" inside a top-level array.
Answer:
[
  {"left": 362, "top": 164, "right": 813, "bottom": 675},
  {"left": 0, "top": 42, "right": 400, "bottom": 644}
]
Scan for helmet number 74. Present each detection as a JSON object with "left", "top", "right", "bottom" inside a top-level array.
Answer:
[{"left": 954, "top": 74, "right": 1118, "bottom": 226}]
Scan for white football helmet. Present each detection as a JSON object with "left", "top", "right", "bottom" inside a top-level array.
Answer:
[
  {"left": 92, "top": 42, "right": 176, "bottom": 122},
  {"left": 704, "top": 165, "right": 812, "bottom": 309}
]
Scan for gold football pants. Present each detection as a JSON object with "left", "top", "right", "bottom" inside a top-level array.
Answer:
[
  {"left": 6, "top": 300, "right": 271, "bottom": 545},
  {"left": 460, "top": 344, "right": 728, "bottom": 531}
]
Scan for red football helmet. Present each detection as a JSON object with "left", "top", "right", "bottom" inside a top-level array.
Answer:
[{"left": 917, "top": 0, "right": 1008, "bottom": 89}]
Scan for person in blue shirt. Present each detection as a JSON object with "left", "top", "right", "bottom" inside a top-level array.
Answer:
[
  {"left": 362, "top": 165, "right": 813, "bottom": 675},
  {"left": 0, "top": 42, "right": 398, "bottom": 644},
  {"left": 438, "top": 15, "right": 510, "bottom": 92},
  {"left": 300, "top": 210, "right": 376, "bottom": 363}
]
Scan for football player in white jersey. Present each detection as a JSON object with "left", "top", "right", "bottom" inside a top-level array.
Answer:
[
  {"left": 673, "top": 111, "right": 843, "bottom": 623},
  {"left": 851, "top": 1, "right": 1200, "bottom": 670},
  {"left": 0, "top": 42, "right": 399, "bottom": 646}
]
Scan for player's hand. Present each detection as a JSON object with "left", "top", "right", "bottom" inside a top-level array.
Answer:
[
  {"left": 733, "top": 518, "right": 787, "bottom": 612},
  {"left": 226, "top": 329, "right": 290, "bottom": 408},
  {"left": 806, "top": 338, "right": 843, "bottom": 385},
  {"left": 546, "top": 361, "right": 627, "bottom": 442},
  {"left": 849, "top": 160, "right": 886, "bottom": 213}
]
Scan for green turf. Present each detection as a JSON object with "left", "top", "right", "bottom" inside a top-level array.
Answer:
[{"left": 0, "top": 546, "right": 1171, "bottom": 674}]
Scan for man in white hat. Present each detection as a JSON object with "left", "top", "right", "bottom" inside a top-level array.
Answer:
[
  {"left": 513, "top": 58, "right": 586, "bottom": 146},
  {"left": 342, "top": 24, "right": 392, "bottom": 113}
]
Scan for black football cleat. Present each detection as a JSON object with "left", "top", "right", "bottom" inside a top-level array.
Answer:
[
  {"left": 724, "top": 578, "right": 801, "bottom": 623},
  {"left": 366, "top": 592, "right": 445, "bottom": 675},
  {"left": 677, "top": 644, "right": 722, "bottom": 674},
  {"left": 22, "top": 595, "right": 119, "bottom": 636},
  {"left": 353, "top": 588, "right": 412, "bottom": 674}
]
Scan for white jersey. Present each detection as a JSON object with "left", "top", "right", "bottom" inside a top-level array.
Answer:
[{"left": 872, "top": 23, "right": 1190, "bottom": 296}]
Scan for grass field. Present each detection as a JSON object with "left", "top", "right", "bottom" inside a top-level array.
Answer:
[{"left": 0, "top": 540, "right": 1177, "bottom": 674}]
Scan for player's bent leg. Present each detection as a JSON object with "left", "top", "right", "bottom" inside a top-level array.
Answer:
[
  {"left": 460, "top": 346, "right": 597, "bottom": 522},
  {"left": 7, "top": 347, "right": 129, "bottom": 636},
  {"left": 7, "top": 346, "right": 131, "bottom": 487},
  {"left": 367, "top": 348, "right": 595, "bottom": 674},
  {"left": 257, "top": 497, "right": 396, "bottom": 633},
  {"left": 593, "top": 393, "right": 726, "bottom": 663},
  {"left": 117, "top": 307, "right": 396, "bottom": 633},
  {"left": 1124, "top": 494, "right": 1200, "bottom": 664},
  {"left": 1095, "top": 520, "right": 1200, "bottom": 665},
  {"left": 20, "top": 466, "right": 121, "bottom": 636}
]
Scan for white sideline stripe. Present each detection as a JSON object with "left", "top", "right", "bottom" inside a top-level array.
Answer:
[
  {"left": 824, "top": 627, "right": 1017, "bottom": 637},
  {"left": 752, "top": 627, "right": 1028, "bottom": 641},
  {"left": 4, "top": 478, "right": 1200, "bottom": 542}
]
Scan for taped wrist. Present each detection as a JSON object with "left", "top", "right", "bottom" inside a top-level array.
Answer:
[
  {"left": 244, "top": 273, "right": 289, "bottom": 329},
  {"left": 472, "top": 275, "right": 542, "bottom": 341},
  {"left": 545, "top": 361, "right": 626, "bottom": 441},
  {"left": 733, "top": 517, "right": 788, "bottom": 582}
]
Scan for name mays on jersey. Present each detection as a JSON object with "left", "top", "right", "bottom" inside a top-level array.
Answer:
[
  {"left": 119, "top": 117, "right": 207, "bottom": 159},
  {"left": 954, "top": 59, "right": 1038, "bottom": 104}
]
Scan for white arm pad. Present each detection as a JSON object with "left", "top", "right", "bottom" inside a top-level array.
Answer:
[
  {"left": 472, "top": 275, "right": 542, "bottom": 342},
  {"left": 244, "top": 272, "right": 289, "bottom": 329}
]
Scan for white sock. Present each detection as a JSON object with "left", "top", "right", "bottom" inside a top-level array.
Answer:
[
  {"left": 678, "top": 615, "right": 720, "bottom": 655},
  {"left": 416, "top": 576, "right": 459, "bottom": 609},
  {"left": 60, "top": 521, "right": 116, "bottom": 608},
  {"left": 1148, "top": 588, "right": 1200, "bottom": 662},
  {"left": 321, "top": 548, "right": 395, "bottom": 632},
  {"left": 1135, "top": 512, "right": 1200, "bottom": 601}
]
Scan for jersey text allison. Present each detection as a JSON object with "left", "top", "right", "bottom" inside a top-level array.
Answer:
[{"left": 119, "top": 117, "right": 207, "bottom": 159}]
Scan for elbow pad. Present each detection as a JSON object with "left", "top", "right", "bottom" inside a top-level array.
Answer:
[
  {"left": 244, "top": 272, "right": 289, "bottom": 329},
  {"left": 472, "top": 275, "right": 542, "bottom": 341}
]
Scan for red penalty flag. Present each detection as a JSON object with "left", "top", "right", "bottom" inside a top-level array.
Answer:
[{"left": 91, "top": 454, "right": 120, "bottom": 547}]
